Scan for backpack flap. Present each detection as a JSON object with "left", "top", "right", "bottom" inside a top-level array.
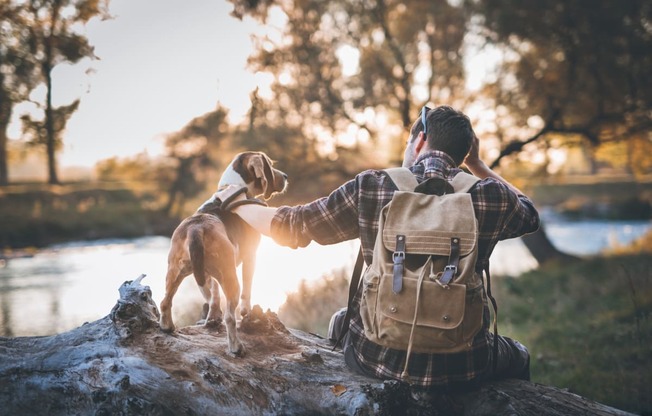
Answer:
[{"left": 382, "top": 191, "right": 477, "bottom": 258}]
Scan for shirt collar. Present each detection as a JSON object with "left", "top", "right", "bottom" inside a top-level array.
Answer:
[{"left": 413, "top": 150, "right": 458, "bottom": 177}]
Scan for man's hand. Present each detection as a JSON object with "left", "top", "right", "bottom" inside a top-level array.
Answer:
[
  {"left": 463, "top": 132, "right": 483, "bottom": 170},
  {"left": 462, "top": 133, "right": 525, "bottom": 196}
]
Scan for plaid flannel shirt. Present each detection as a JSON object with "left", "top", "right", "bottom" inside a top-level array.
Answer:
[{"left": 270, "top": 150, "right": 540, "bottom": 387}]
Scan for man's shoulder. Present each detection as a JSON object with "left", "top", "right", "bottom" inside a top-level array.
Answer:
[{"left": 355, "top": 168, "right": 399, "bottom": 184}]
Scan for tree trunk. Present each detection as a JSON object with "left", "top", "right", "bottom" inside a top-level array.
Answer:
[
  {"left": 0, "top": 75, "right": 11, "bottom": 186},
  {"left": 521, "top": 225, "right": 579, "bottom": 265},
  {"left": 0, "top": 110, "right": 9, "bottom": 187},
  {"left": 0, "top": 276, "right": 633, "bottom": 416},
  {"left": 44, "top": 62, "right": 59, "bottom": 185}
]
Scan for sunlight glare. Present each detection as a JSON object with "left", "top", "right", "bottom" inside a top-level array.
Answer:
[
  {"left": 246, "top": 237, "right": 358, "bottom": 311},
  {"left": 336, "top": 45, "right": 360, "bottom": 77}
]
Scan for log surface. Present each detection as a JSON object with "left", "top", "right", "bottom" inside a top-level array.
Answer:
[{"left": 0, "top": 277, "right": 635, "bottom": 415}]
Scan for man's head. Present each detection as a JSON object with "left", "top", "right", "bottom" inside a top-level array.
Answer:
[{"left": 402, "top": 105, "right": 474, "bottom": 167}]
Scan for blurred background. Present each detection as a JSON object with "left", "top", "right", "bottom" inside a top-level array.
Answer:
[{"left": 0, "top": 0, "right": 650, "bottom": 413}]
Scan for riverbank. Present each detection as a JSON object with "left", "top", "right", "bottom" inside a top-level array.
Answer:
[
  {"left": 1, "top": 178, "right": 650, "bottom": 251},
  {"left": 0, "top": 184, "right": 178, "bottom": 251}
]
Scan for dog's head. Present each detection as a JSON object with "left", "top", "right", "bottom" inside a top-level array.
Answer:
[{"left": 219, "top": 151, "right": 287, "bottom": 200}]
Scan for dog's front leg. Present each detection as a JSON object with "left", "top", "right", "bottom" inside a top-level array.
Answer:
[
  {"left": 221, "top": 268, "right": 245, "bottom": 356},
  {"left": 240, "top": 255, "right": 255, "bottom": 317}
]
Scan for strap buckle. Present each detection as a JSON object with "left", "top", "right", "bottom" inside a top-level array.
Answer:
[
  {"left": 392, "top": 251, "right": 405, "bottom": 262},
  {"left": 439, "top": 264, "right": 456, "bottom": 285}
]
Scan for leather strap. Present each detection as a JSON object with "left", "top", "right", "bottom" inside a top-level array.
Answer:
[
  {"left": 484, "top": 266, "right": 499, "bottom": 373},
  {"left": 332, "top": 246, "right": 365, "bottom": 350},
  {"left": 223, "top": 197, "right": 268, "bottom": 210},
  {"left": 392, "top": 235, "right": 406, "bottom": 293},
  {"left": 439, "top": 237, "right": 460, "bottom": 285},
  {"left": 218, "top": 185, "right": 249, "bottom": 210}
]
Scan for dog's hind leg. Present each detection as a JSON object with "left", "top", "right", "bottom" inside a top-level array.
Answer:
[
  {"left": 160, "top": 265, "right": 189, "bottom": 333},
  {"left": 196, "top": 277, "right": 222, "bottom": 327}
]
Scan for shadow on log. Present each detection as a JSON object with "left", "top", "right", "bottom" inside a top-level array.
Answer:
[{"left": 0, "top": 276, "right": 635, "bottom": 415}]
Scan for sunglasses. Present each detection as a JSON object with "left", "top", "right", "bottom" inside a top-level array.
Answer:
[{"left": 421, "top": 105, "right": 431, "bottom": 139}]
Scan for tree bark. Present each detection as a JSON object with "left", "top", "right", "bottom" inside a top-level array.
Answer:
[{"left": 0, "top": 276, "right": 633, "bottom": 416}]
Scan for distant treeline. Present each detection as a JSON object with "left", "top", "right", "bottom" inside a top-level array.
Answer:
[{"left": 0, "top": 186, "right": 177, "bottom": 249}]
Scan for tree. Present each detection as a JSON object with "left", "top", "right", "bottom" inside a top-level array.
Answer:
[
  {"left": 0, "top": 1, "right": 39, "bottom": 186},
  {"left": 468, "top": 0, "right": 652, "bottom": 172},
  {"left": 19, "top": 0, "right": 109, "bottom": 185},
  {"left": 230, "top": 0, "right": 471, "bottom": 164},
  {"left": 162, "top": 106, "right": 229, "bottom": 217},
  {"left": 20, "top": 99, "right": 80, "bottom": 167}
]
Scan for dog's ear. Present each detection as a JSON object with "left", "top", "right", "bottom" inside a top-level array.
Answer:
[{"left": 250, "top": 153, "right": 276, "bottom": 199}]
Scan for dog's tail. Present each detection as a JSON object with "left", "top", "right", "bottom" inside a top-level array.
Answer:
[{"left": 189, "top": 228, "right": 207, "bottom": 287}]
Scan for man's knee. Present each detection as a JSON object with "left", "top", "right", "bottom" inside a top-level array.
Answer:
[
  {"left": 491, "top": 335, "right": 530, "bottom": 381},
  {"left": 328, "top": 307, "right": 348, "bottom": 342}
]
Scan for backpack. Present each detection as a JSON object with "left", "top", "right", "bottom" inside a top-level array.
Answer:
[{"left": 344, "top": 167, "right": 490, "bottom": 381}]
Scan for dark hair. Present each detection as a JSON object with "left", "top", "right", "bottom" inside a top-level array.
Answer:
[{"left": 409, "top": 106, "right": 474, "bottom": 166}]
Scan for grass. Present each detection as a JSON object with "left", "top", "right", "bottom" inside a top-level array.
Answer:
[{"left": 493, "top": 253, "right": 652, "bottom": 415}]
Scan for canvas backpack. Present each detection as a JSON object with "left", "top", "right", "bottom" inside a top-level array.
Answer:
[{"left": 338, "top": 167, "right": 492, "bottom": 382}]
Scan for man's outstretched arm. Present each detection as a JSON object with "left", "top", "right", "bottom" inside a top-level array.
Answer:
[{"left": 216, "top": 186, "right": 277, "bottom": 237}]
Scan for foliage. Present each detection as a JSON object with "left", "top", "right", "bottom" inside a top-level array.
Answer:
[
  {"left": 469, "top": 0, "right": 652, "bottom": 172},
  {"left": 161, "top": 106, "right": 230, "bottom": 217},
  {"left": 229, "top": 0, "right": 472, "bottom": 166},
  {"left": 0, "top": 185, "right": 175, "bottom": 249},
  {"left": 278, "top": 268, "right": 349, "bottom": 337},
  {"left": 494, "top": 253, "right": 652, "bottom": 415},
  {"left": 0, "top": 1, "right": 39, "bottom": 185},
  {"left": 20, "top": 100, "right": 80, "bottom": 150},
  {"left": 0, "top": 0, "right": 109, "bottom": 185}
]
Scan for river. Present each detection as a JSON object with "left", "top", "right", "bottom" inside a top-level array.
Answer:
[{"left": 1, "top": 215, "right": 649, "bottom": 337}]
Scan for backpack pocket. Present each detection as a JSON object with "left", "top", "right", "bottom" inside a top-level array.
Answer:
[
  {"left": 371, "top": 271, "right": 482, "bottom": 354},
  {"left": 360, "top": 268, "right": 380, "bottom": 337}
]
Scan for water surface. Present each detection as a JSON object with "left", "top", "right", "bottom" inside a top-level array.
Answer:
[{"left": 1, "top": 218, "right": 649, "bottom": 337}]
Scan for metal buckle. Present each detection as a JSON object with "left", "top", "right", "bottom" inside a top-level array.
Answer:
[{"left": 443, "top": 264, "right": 457, "bottom": 274}]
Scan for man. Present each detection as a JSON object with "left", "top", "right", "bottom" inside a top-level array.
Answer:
[{"left": 219, "top": 105, "right": 540, "bottom": 388}]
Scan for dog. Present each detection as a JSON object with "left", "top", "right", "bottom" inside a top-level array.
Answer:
[{"left": 159, "top": 151, "right": 287, "bottom": 355}]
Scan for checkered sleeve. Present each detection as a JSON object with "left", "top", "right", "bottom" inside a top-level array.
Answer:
[
  {"left": 270, "top": 178, "right": 361, "bottom": 248},
  {"left": 473, "top": 178, "right": 540, "bottom": 242}
]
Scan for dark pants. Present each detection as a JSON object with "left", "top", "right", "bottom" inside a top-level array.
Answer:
[{"left": 328, "top": 308, "right": 530, "bottom": 383}]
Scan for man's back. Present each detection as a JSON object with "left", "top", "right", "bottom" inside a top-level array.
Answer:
[{"left": 270, "top": 150, "right": 539, "bottom": 387}]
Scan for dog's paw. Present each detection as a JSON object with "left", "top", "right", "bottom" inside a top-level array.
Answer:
[
  {"left": 159, "top": 324, "right": 176, "bottom": 334},
  {"left": 201, "top": 319, "right": 224, "bottom": 332},
  {"left": 229, "top": 342, "right": 246, "bottom": 357}
]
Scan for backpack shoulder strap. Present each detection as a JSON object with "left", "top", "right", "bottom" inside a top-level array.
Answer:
[
  {"left": 451, "top": 171, "right": 480, "bottom": 193},
  {"left": 385, "top": 167, "right": 418, "bottom": 191}
]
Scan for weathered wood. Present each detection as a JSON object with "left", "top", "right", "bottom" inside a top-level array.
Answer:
[{"left": 0, "top": 277, "right": 634, "bottom": 416}]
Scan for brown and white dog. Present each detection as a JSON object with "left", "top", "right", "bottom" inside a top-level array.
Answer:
[{"left": 159, "top": 151, "right": 287, "bottom": 355}]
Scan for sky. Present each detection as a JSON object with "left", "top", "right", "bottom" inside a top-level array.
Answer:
[{"left": 9, "top": 0, "right": 266, "bottom": 168}]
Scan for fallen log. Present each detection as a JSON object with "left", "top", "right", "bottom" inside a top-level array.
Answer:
[{"left": 0, "top": 276, "right": 635, "bottom": 415}]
